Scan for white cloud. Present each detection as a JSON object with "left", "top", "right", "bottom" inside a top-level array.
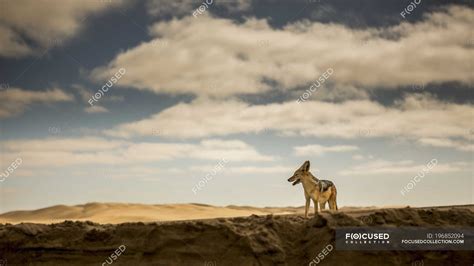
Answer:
[
  {"left": 104, "top": 94, "right": 473, "bottom": 152},
  {"left": 92, "top": 6, "right": 473, "bottom": 97},
  {"left": 339, "top": 160, "right": 470, "bottom": 176},
  {"left": 352, "top": 154, "right": 365, "bottom": 161},
  {"left": 227, "top": 165, "right": 291, "bottom": 174},
  {"left": 73, "top": 84, "right": 124, "bottom": 112},
  {"left": 2, "top": 137, "right": 126, "bottom": 152},
  {"left": 0, "top": 138, "right": 274, "bottom": 168},
  {"left": 0, "top": 88, "right": 73, "bottom": 118},
  {"left": 418, "top": 138, "right": 474, "bottom": 152},
  {"left": 294, "top": 144, "right": 359, "bottom": 156},
  {"left": 0, "top": 0, "right": 127, "bottom": 57},
  {"left": 190, "top": 165, "right": 292, "bottom": 174},
  {"left": 73, "top": 84, "right": 124, "bottom": 114},
  {"left": 85, "top": 105, "right": 109, "bottom": 114},
  {"left": 352, "top": 154, "right": 374, "bottom": 161}
]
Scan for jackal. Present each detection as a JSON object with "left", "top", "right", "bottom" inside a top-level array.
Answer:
[{"left": 287, "top": 161, "right": 338, "bottom": 217}]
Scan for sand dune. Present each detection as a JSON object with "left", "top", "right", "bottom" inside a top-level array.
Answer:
[
  {"left": 0, "top": 205, "right": 472, "bottom": 265},
  {"left": 0, "top": 202, "right": 411, "bottom": 224},
  {"left": 0, "top": 203, "right": 302, "bottom": 224}
]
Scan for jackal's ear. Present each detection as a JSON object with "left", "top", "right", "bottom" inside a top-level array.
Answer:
[{"left": 302, "top": 160, "right": 310, "bottom": 172}]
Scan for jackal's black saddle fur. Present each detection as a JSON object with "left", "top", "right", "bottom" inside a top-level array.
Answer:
[{"left": 311, "top": 176, "right": 334, "bottom": 192}]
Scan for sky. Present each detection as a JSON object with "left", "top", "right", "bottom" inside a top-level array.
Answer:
[{"left": 0, "top": 0, "right": 472, "bottom": 212}]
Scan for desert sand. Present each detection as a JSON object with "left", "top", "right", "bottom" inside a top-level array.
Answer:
[
  {"left": 0, "top": 202, "right": 407, "bottom": 224},
  {"left": 0, "top": 202, "right": 302, "bottom": 224}
]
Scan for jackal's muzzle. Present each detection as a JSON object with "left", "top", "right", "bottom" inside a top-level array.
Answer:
[{"left": 288, "top": 177, "right": 301, "bottom": 186}]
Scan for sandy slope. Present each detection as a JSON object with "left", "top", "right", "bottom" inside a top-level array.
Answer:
[
  {"left": 0, "top": 203, "right": 305, "bottom": 224},
  {"left": 0, "top": 205, "right": 472, "bottom": 266},
  {"left": 0, "top": 202, "right": 394, "bottom": 224}
]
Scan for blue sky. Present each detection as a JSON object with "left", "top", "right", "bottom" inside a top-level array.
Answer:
[{"left": 0, "top": 0, "right": 472, "bottom": 212}]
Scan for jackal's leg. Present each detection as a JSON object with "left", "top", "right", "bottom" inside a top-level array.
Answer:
[
  {"left": 329, "top": 186, "right": 337, "bottom": 211},
  {"left": 329, "top": 187, "right": 338, "bottom": 210},
  {"left": 319, "top": 202, "right": 326, "bottom": 211},
  {"left": 312, "top": 199, "right": 319, "bottom": 215},
  {"left": 305, "top": 197, "right": 310, "bottom": 218},
  {"left": 328, "top": 200, "right": 335, "bottom": 210}
]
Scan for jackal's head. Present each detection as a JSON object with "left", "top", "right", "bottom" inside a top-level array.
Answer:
[{"left": 287, "top": 160, "right": 310, "bottom": 186}]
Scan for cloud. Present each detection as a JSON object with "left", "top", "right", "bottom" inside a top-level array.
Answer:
[
  {"left": 104, "top": 94, "right": 473, "bottom": 152},
  {"left": 294, "top": 144, "right": 359, "bottom": 156},
  {"left": 0, "top": 138, "right": 274, "bottom": 168},
  {"left": 225, "top": 165, "right": 291, "bottom": 174},
  {"left": 73, "top": 84, "right": 123, "bottom": 114},
  {"left": 0, "top": 88, "right": 73, "bottom": 118},
  {"left": 92, "top": 6, "right": 473, "bottom": 97},
  {"left": 0, "top": 24, "right": 32, "bottom": 57},
  {"left": 190, "top": 165, "right": 292, "bottom": 174},
  {"left": 84, "top": 105, "right": 109, "bottom": 114},
  {"left": 146, "top": 0, "right": 251, "bottom": 18},
  {"left": 73, "top": 84, "right": 124, "bottom": 113},
  {"left": 74, "top": 84, "right": 95, "bottom": 103},
  {"left": 0, "top": 0, "right": 127, "bottom": 57},
  {"left": 305, "top": 85, "right": 370, "bottom": 102},
  {"left": 418, "top": 138, "right": 474, "bottom": 152},
  {"left": 146, "top": 0, "right": 196, "bottom": 17},
  {"left": 2, "top": 137, "right": 126, "bottom": 152},
  {"left": 339, "top": 160, "right": 470, "bottom": 176},
  {"left": 352, "top": 154, "right": 374, "bottom": 161}
]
